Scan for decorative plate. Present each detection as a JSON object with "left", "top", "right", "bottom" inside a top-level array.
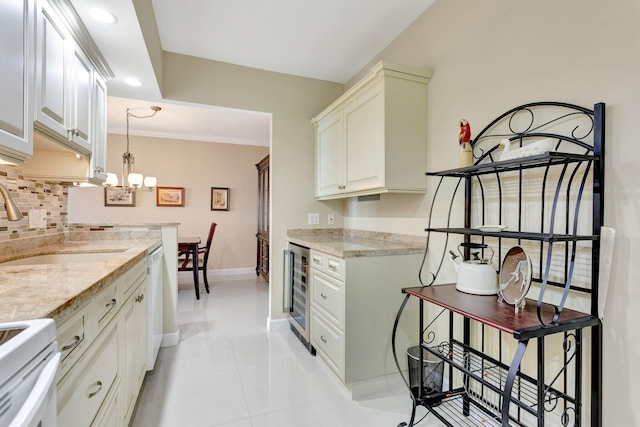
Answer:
[
  {"left": 498, "top": 245, "right": 532, "bottom": 306},
  {"left": 476, "top": 225, "right": 507, "bottom": 232}
]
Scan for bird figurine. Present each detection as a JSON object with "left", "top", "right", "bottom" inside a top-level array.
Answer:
[
  {"left": 459, "top": 119, "right": 471, "bottom": 144},
  {"left": 499, "top": 138, "right": 556, "bottom": 161},
  {"left": 458, "top": 119, "right": 473, "bottom": 167}
]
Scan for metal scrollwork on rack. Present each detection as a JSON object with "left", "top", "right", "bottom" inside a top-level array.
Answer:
[
  {"left": 543, "top": 332, "right": 579, "bottom": 411},
  {"left": 561, "top": 407, "right": 577, "bottom": 427},
  {"left": 423, "top": 102, "right": 603, "bottom": 326}
]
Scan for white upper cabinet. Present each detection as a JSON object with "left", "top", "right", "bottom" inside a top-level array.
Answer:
[
  {"left": 34, "top": 1, "right": 67, "bottom": 142},
  {"left": 316, "top": 109, "right": 344, "bottom": 196},
  {"left": 0, "top": 0, "right": 35, "bottom": 164},
  {"left": 23, "top": 0, "right": 113, "bottom": 184},
  {"left": 343, "top": 80, "right": 384, "bottom": 194},
  {"left": 68, "top": 45, "right": 93, "bottom": 152},
  {"left": 90, "top": 73, "right": 107, "bottom": 183},
  {"left": 35, "top": 0, "right": 93, "bottom": 154},
  {"left": 311, "top": 61, "right": 431, "bottom": 200}
]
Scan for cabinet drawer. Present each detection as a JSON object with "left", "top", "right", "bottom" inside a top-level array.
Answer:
[
  {"left": 57, "top": 308, "right": 88, "bottom": 377},
  {"left": 325, "top": 256, "right": 345, "bottom": 281},
  {"left": 311, "top": 308, "right": 344, "bottom": 379},
  {"left": 310, "top": 250, "right": 345, "bottom": 281},
  {"left": 311, "top": 269, "right": 344, "bottom": 328},
  {"left": 57, "top": 324, "right": 119, "bottom": 427},
  {"left": 93, "top": 285, "right": 118, "bottom": 332},
  {"left": 310, "top": 250, "right": 325, "bottom": 270},
  {"left": 121, "top": 259, "right": 147, "bottom": 300},
  {"left": 91, "top": 391, "right": 119, "bottom": 427}
]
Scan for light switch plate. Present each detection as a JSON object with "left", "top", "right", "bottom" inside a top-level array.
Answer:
[
  {"left": 308, "top": 213, "right": 320, "bottom": 225},
  {"left": 29, "top": 209, "right": 41, "bottom": 229}
]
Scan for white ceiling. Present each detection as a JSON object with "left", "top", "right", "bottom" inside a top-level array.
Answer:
[
  {"left": 107, "top": 97, "right": 271, "bottom": 146},
  {"left": 69, "top": 0, "right": 435, "bottom": 145}
]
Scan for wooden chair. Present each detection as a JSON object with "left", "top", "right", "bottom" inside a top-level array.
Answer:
[{"left": 178, "top": 222, "right": 217, "bottom": 297}]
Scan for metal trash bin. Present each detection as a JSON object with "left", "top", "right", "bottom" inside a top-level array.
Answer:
[{"left": 406, "top": 345, "right": 444, "bottom": 398}]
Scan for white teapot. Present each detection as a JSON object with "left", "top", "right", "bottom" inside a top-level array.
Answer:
[{"left": 449, "top": 243, "right": 499, "bottom": 295}]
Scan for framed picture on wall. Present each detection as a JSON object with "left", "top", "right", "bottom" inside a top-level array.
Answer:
[
  {"left": 156, "top": 187, "right": 185, "bottom": 207},
  {"left": 211, "top": 187, "right": 229, "bottom": 211},
  {"left": 104, "top": 187, "right": 135, "bottom": 207}
]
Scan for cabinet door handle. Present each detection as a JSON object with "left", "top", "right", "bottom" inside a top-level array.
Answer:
[
  {"left": 136, "top": 293, "right": 145, "bottom": 303},
  {"left": 87, "top": 381, "right": 103, "bottom": 398},
  {"left": 320, "top": 293, "right": 327, "bottom": 299},
  {"left": 105, "top": 299, "right": 116, "bottom": 308},
  {"left": 68, "top": 128, "right": 80, "bottom": 137},
  {"left": 61, "top": 335, "right": 81, "bottom": 352},
  {"left": 94, "top": 166, "right": 104, "bottom": 173},
  {"left": 320, "top": 335, "right": 328, "bottom": 343}
]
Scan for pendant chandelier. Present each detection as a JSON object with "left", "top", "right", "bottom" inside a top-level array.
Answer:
[{"left": 105, "top": 105, "right": 162, "bottom": 193}]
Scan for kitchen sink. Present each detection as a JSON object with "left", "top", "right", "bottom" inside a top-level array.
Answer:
[{"left": 0, "top": 252, "right": 124, "bottom": 266}]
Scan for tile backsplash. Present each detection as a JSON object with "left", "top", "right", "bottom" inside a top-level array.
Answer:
[{"left": 0, "top": 164, "right": 68, "bottom": 242}]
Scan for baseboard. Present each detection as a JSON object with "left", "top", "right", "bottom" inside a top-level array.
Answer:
[
  {"left": 179, "top": 268, "right": 256, "bottom": 278},
  {"left": 210, "top": 267, "right": 255, "bottom": 276},
  {"left": 267, "top": 317, "right": 289, "bottom": 331},
  {"left": 161, "top": 330, "right": 180, "bottom": 347},
  {"left": 315, "top": 362, "right": 411, "bottom": 401}
]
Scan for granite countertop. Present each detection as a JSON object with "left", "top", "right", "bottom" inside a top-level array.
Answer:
[
  {"left": 0, "top": 239, "right": 161, "bottom": 324},
  {"left": 287, "top": 229, "right": 426, "bottom": 258}
]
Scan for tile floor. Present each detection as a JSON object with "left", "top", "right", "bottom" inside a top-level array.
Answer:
[{"left": 131, "top": 273, "right": 438, "bottom": 427}]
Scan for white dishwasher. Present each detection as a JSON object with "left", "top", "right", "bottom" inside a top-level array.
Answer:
[{"left": 146, "top": 246, "right": 164, "bottom": 370}]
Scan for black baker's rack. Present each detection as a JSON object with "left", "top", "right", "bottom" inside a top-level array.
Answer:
[{"left": 392, "top": 102, "right": 605, "bottom": 427}]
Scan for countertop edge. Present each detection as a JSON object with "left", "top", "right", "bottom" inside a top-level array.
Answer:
[{"left": 287, "top": 229, "right": 426, "bottom": 258}]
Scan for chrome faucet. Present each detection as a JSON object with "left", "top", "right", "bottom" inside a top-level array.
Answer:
[{"left": 0, "top": 183, "right": 23, "bottom": 221}]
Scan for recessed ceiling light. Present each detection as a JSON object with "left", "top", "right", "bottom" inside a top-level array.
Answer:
[
  {"left": 89, "top": 7, "right": 117, "bottom": 24},
  {"left": 124, "top": 77, "right": 143, "bottom": 87}
]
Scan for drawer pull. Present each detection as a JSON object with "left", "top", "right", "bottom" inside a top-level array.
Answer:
[
  {"left": 61, "top": 335, "right": 81, "bottom": 352},
  {"left": 105, "top": 299, "right": 116, "bottom": 309},
  {"left": 328, "top": 264, "right": 337, "bottom": 271},
  {"left": 320, "top": 335, "right": 328, "bottom": 343},
  {"left": 313, "top": 257, "right": 321, "bottom": 265},
  {"left": 87, "top": 381, "right": 103, "bottom": 398},
  {"left": 136, "top": 294, "right": 145, "bottom": 303},
  {"left": 320, "top": 293, "right": 327, "bottom": 299}
]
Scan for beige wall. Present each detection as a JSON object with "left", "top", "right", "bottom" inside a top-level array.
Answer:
[
  {"left": 160, "top": 53, "right": 345, "bottom": 322},
  {"left": 341, "top": 0, "right": 639, "bottom": 424},
  {"left": 68, "top": 134, "right": 268, "bottom": 272}
]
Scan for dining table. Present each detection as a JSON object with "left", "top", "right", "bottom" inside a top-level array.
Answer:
[{"left": 178, "top": 236, "right": 202, "bottom": 299}]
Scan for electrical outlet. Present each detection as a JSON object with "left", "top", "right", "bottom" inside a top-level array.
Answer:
[
  {"left": 308, "top": 213, "right": 320, "bottom": 225},
  {"left": 328, "top": 213, "right": 335, "bottom": 225}
]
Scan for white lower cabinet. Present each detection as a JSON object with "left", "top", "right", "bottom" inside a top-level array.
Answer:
[
  {"left": 91, "top": 391, "right": 119, "bottom": 427},
  {"left": 57, "top": 321, "right": 119, "bottom": 427},
  {"left": 310, "top": 307, "right": 345, "bottom": 378},
  {"left": 122, "top": 276, "right": 147, "bottom": 423},
  {"left": 309, "top": 249, "right": 421, "bottom": 395},
  {"left": 55, "top": 258, "right": 148, "bottom": 426}
]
